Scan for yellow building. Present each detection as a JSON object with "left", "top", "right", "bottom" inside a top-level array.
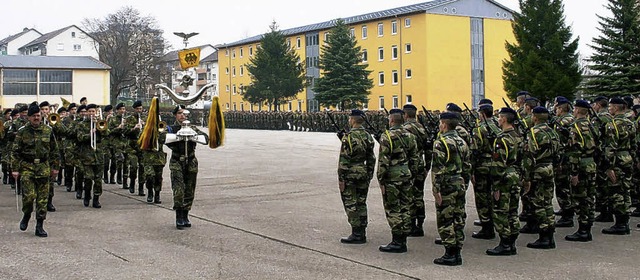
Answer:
[
  {"left": 218, "top": 0, "right": 515, "bottom": 112},
  {"left": 0, "top": 55, "right": 111, "bottom": 108}
]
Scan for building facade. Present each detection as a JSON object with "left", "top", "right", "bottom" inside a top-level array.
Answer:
[
  {"left": 159, "top": 45, "right": 217, "bottom": 109},
  {"left": 218, "top": 0, "right": 515, "bottom": 111},
  {"left": 18, "top": 25, "right": 99, "bottom": 59},
  {"left": 0, "top": 55, "right": 111, "bottom": 108},
  {"left": 0, "top": 28, "right": 43, "bottom": 56}
]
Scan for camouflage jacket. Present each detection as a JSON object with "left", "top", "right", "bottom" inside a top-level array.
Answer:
[
  {"left": 142, "top": 131, "right": 167, "bottom": 166},
  {"left": 601, "top": 113, "right": 637, "bottom": 170},
  {"left": 11, "top": 123, "right": 60, "bottom": 177},
  {"left": 165, "top": 122, "right": 209, "bottom": 160},
  {"left": 522, "top": 122, "right": 559, "bottom": 181},
  {"left": 471, "top": 118, "right": 501, "bottom": 173},
  {"left": 567, "top": 116, "right": 597, "bottom": 175},
  {"left": 337, "top": 127, "right": 375, "bottom": 182},
  {"left": 124, "top": 113, "right": 143, "bottom": 150},
  {"left": 551, "top": 113, "right": 575, "bottom": 161},
  {"left": 108, "top": 114, "right": 127, "bottom": 149},
  {"left": 377, "top": 125, "right": 418, "bottom": 184},
  {"left": 431, "top": 129, "right": 470, "bottom": 193},
  {"left": 76, "top": 118, "right": 109, "bottom": 165},
  {"left": 455, "top": 125, "right": 471, "bottom": 145},
  {"left": 402, "top": 120, "right": 427, "bottom": 172},
  {"left": 491, "top": 127, "right": 522, "bottom": 178}
]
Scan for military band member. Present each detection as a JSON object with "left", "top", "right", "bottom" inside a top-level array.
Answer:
[
  {"left": 401, "top": 104, "right": 428, "bottom": 237},
  {"left": 590, "top": 96, "right": 614, "bottom": 222},
  {"left": 519, "top": 97, "right": 540, "bottom": 230},
  {"left": 142, "top": 124, "right": 167, "bottom": 204},
  {"left": 102, "top": 105, "right": 116, "bottom": 184},
  {"left": 13, "top": 104, "right": 59, "bottom": 237},
  {"left": 77, "top": 104, "right": 108, "bottom": 208},
  {"left": 39, "top": 101, "right": 60, "bottom": 212},
  {"left": 55, "top": 106, "right": 68, "bottom": 187},
  {"left": 109, "top": 103, "right": 127, "bottom": 187},
  {"left": 124, "top": 100, "right": 144, "bottom": 196},
  {"left": 338, "top": 109, "right": 375, "bottom": 244},
  {"left": 551, "top": 97, "right": 576, "bottom": 227},
  {"left": 73, "top": 105, "right": 87, "bottom": 199},
  {"left": 10, "top": 105, "right": 29, "bottom": 194},
  {"left": 1, "top": 108, "right": 14, "bottom": 185}
]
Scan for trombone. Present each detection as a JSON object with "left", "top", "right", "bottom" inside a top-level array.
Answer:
[{"left": 90, "top": 108, "right": 108, "bottom": 150}]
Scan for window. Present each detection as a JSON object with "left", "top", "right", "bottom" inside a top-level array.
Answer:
[
  {"left": 232, "top": 66, "right": 236, "bottom": 76},
  {"left": 379, "top": 96, "right": 385, "bottom": 109},
  {"left": 225, "top": 67, "right": 229, "bottom": 74},
  {"left": 40, "top": 70, "right": 72, "bottom": 95},
  {"left": 226, "top": 85, "right": 229, "bottom": 92},
  {"left": 226, "top": 103, "right": 230, "bottom": 109},
  {"left": 393, "top": 95, "right": 399, "bottom": 108},
  {"left": 288, "top": 101, "right": 292, "bottom": 111},
  {"left": 362, "top": 26, "right": 368, "bottom": 39},
  {"left": 232, "top": 49, "right": 236, "bottom": 58},
  {"left": 406, "top": 95, "right": 412, "bottom": 104},
  {"left": 240, "top": 65, "right": 244, "bottom": 76},
  {"left": 377, "top": 23, "right": 384, "bottom": 36},
  {"left": 324, "top": 32, "right": 329, "bottom": 44},
  {"left": 240, "top": 48, "right": 243, "bottom": 58},
  {"left": 225, "top": 49, "right": 229, "bottom": 56},
  {"left": 349, "top": 28, "right": 355, "bottom": 38},
  {"left": 233, "top": 102, "right": 237, "bottom": 111},
  {"left": 362, "top": 49, "right": 368, "bottom": 63},
  {"left": 378, "top": 47, "right": 384, "bottom": 61},
  {"left": 73, "top": 44, "right": 81, "bottom": 51},
  {"left": 406, "top": 69, "right": 412, "bottom": 79},
  {"left": 391, "top": 20, "right": 398, "bottom": 35},
  {"left": 249, "top": 46, "right": 253, "bottom": 56},
  {"left": 287, "top": 39, "right": 291, "bottom": 47},
  {"left": 405, "top": 18, "right": 411, "bottom": 27},
  {"left": 297, "top": 100, "right": 303, "bottom": 112},
  {"left": 378, "top": 72, "right": 385, "bottom": 85},
  {"left": 57, "top": 43, "right": 64, "bottom": 51},
  {"left": 392, "top": 70, "right": 399, "bottom": 84},
  {"left": 241, "top": 103, "right": 245, "bottom": 111},
  {"left": 405, "top": 43, "right": 412, "bottom": 53},
  {"left": 2, "top": 70, "right": 37, "bottom": 95},
  {"left": 71, "top": 32, "right": 76, "bottom": 38},
  {"left": 296, "top": 37, "right": 301, "bottom": 48},
  {"left": 233, "top": 84, "right": 237, "bottom": 94},
  {"left": 392, "top": 45, "right": 398, "bottom": 60}
]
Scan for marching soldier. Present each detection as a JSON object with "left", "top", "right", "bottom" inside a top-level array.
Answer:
[
  {"left": 1, "top": 108, "right": 14, "bottom": 185},
  {"left": 338, "top": 109, "right": 375, "bottom": 244},
  {"left": 13, "top": 104, "right": 60, "bottom": 237},
  {"left": 55, "top": 106, "right": 67, "bottom": 187},
  {"left": 552, "top": 97, "right": 576, "bottom": 227},
  {"left": 124, "top": 101, "right": 144, "bottom": 196},
  {"left": 519, "top": 97, "right": 540, "bottom": 231},
  {"left": 377, "top": 109, "right": 418, "bottom": 253},
  {"left": 564, "top": 100, "right": 597, "bottom": 242},
  {"left": 401, "top": 104, "right": 428, "bottom": 237},
  {"left": 62, "top": 103, "right": 77, "bottom": 193},
  {"left": 590, "top": 96, "right": 615, "bottom": 222},
  {"left": 432, "top": 112, "right": 469, "bottom": 266},
  {"left": 102, "top": 105, "right": 115, "bottom": 184},
  {"left": 76, "top": 104, "right": 108, "bottom": 208},
  {"left": 486, "top": 107, "right": 522, "bottom": 256},
  {"left": 108, "top": 103, "right": 127, "bottom": 188}
]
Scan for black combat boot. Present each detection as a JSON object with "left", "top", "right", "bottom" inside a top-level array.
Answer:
[
  {"left": 109, "top": 172, "right": 116, "bottom": 185},
  {"left": 66, "top": 183, "right": 72, "bottom": 192},
  {"left": 19, "top": 212, "right": 31, "bottom": 231},
  {"left": 340, "top": 227, "right": 367, "bottom": 244},
  {"left": 2, "top": 171, "right": 7, "bottom": 184},
  {"left": 434, "top": 237, "right": 443, "bottom": 245},
  {"left": 594, "top": 210, "right": 614, "bottom": 222},
  {"left": 128, "top": 178, "right": 135, "bottom": 193},
  {"left": 378, "top": 234, "right": 407, "bottom": 253},
  {"left": 509, "top": 234, "right": 519, "bottom": 255},
  {"left": 35, "top": 219, "right": 48, "bottom": 237},
  {"left": 519, "top": 219, "right": 539, "bottom": 234},
  {"left": 409, "top": 219, "right": 424, "bottom": 237},
  {"left": 154, "top": 192, "right": 161, "bottom": 204},
  {"left": 565, "top": 223, "right": 592, "bottom": 242},
  {"left": 46, "top": 196, "right": 56, "bottom": 212},
  {"left": 486, "top": 236, "right": 514, "bottom": 256},
  {"left": 433, "top": 247, "right": 460, "bottom": 266},
  {"left": 473, "top": 219, "right": 482, "bottom": 226},
  {"left": 83, "top": 189, "right": 91, "bottom": 207},
  {"left": 146, "top": 182, "right": 154, "bottom": 203},
  {"left": 9, "top": 176, "right": 15, "bottom": 189},
  {"left": 122, "top": 176, "right": 128, "bottom": 189},
  {"left": 554, "top": 209, "right": 564, "bottom": 216},
  {"left": 75, "top": 186, "right": 82, "bottom": 199},
  {"left": 117, "top": 169, "right": 122, "bottom": 185},
  {"left": 175, "top": 209, "right": 185, "bottom": 229},
  {"left": 472, "top": 222, "right": 495, "bottom": 239},
  {"left": 602, "top": 214, "right": 630, "bottom": 235},
  {"left": 103, "top": 166, "right": 109, "bottom": 184},
  {"left": 137, "top": 182, "right": 145, "bottom": 196},
  {"left": 630, "top": 208, "right": 640, "bottom": 217},
  {"left": 527, "top": 228, "right": 556, "bottom": 249},
  {"left": 555, "top": 211, "right": 574, "bottom": 227},
  {"left": 92, "top": 195, "right": 101, "bottom": 209},
  {"left": 183, "top": 210, "right": 191, "bottom": 227}
]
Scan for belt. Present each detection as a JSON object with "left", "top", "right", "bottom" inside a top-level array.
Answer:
[{"left": 24, "top": 158, "right": 46, "bottom": 164}]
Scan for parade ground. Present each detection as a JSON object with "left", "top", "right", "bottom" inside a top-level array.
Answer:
[{"left": 0, "top": 128, "right": 639, "bottom": 280}]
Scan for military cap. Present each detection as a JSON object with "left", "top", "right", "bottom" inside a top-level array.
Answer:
[
  {"left": 517, "top": 91, "right": 530, "bottom": 97},
  {"left": 574, "top": 100, "right": 590, "bottom": 109},
  {"left": 479, "top": 104, "right": 493, "bottom": 111},
  {"left": 30, "top": 101, "right": 38, "bottom": 107},
  {"left": 403, "top": 104, "right": 417, "bottom": 111},
  {"left": 104, "top": 105, "right": 113, "bottom": 112},
  {"left": 555, "top": 96, "right": 570, "bottom": 105},
  {"left": 532, "top": 106, "right": 549, "bottom": 114},
  {"left": 498, "top": 107, "right": 517, "bottom": 115},
  {"left": 632, "top": 104, "right": 640, "bottom": 112},
  {"left": 10, "top": 109, "right": 20, "bottom": 116},
  {"left": 39, "top": 101, "right": 50, "bottom": 108},
  {"left": 86, "top": 103, "right": 98, "bottom": 110},
  {"left": 479, "top": 98, "right": 493, "bottom": 105},
  {"left": 350, "top": 109, "right": 364, "bottom": 116},
  {"left": 389, "top": 108, "right": 404, "bottom": 115},
  {"left": 77, "top": 105, "right": 87, "bottom": 112},
  {"left": 173, "top": 105, "right": 186, "bottom": 115},
  {"left": 446, "top": 103, "right": 462, "bottom": 113},
  {"left": 68, "top": 103, "right": 77, "bottom": 110},
  {"left": 57, "top": 107, "right": 67, "bottom": 113},
  {"left": 3, "top": 108, "right": 12, "bottom": 115},
  {"left": 19, "top": 105, "right": 28, "bottom": 112},
  {"left": 132, "top": 100, "right": 143, "bottom": 108},
  {"left": 593, "top": 96, "right": 607, "bottom": 102},
  {"left": 27, "top": 104, "right": 40, "bottom": 116},
  {"left": 609, "top": 97, "right": 626, "bottom": 105},
  {"left": 80, "top": 97, "right": 87, "bottom": 103},
  {"left": 440, "top": 112, "right": 458, "bottom": 120},
  {"left": 525, "top": 97, "right": 539, "bottom": 103},
  {"left": 115, "top": 103, "right": 125, "bottom": 110},
  {"left": 623, "top": 96, "right": 634, "bottom": 107}
]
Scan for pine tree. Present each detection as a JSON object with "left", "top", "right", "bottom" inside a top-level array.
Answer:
[
  {"left": 244, "top": 22, "right": 305, "bottom": 111},
  {"left": 502, "top": 0, "right": 581, "bottom": 103},
  {"left": 585, "top": 0, "right": 640, "bottom": 97},
  {"left": 314, "top": 19, "right": 373, "bottom": 110}
]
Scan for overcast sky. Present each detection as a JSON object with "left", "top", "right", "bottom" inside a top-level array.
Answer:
[{"left": 1, "top": 0, "right": 609, "bottom": 59}]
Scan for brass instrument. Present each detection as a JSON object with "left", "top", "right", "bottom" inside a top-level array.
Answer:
[
  {"left": 90, "top": 108, "right": 106, "bottom": 150},
  {"left": 158, "top": 121, "right": 167, "bottom": 132},
  {"left": 48, "top": 113, "right": 60, "bottom": 126},
  {"left": 97, "top": 119, "right": 108, "bottom": 131}
]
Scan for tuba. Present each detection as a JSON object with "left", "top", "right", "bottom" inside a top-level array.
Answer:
[{"left": 48, "top": 113, "right": 60, "bottom": 126}]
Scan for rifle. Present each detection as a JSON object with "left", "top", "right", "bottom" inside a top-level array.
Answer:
[
  {"left": 360, "top": 112, "right": 382, "bottom": 142},
  {"left": 421, "top": 105, "right": 439, "bottom": 138},
  {"left": 325, "top": 110, "right": 346, "bottom": 140},
  {"left": 463, "top": 103, "right": 479, "bottom": 123},
  {"left": 502, "top": 97, "right": 529, "bottom": 140}
]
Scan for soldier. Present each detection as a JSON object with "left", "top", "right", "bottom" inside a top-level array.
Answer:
[
  {"left": 338, "top": 109, "right": 376, "bottom": 244},
  {"left": 1, "top": 108, "right": 13, "bottom": 184},
  {"left": 77, "top": 104, "right": 108, "bottom": 208},
  {"left": 551, "top": 97, "right": 576, "bottom": 227},
  {"left": 486, "top": 107, "right": 522, "bottom": 256},
  {"left": 13, "top": 104, "right": 59, "bottom": 237},
  {"left": 4, "top": 109, "right": 20, "bottom": 191},
  {"left": 73, "top": 105, "right": 87, "bottom": 199},
  {"left": 522, "top": 106, "right": 558, "bottom": 249},
  {"left": 432, "top": 112, "right": 469, "bottom": 266},
  {"left": 124, "top": 101, "right": 144, "bottom": 196},
  {"left": 142, "top": 117, "right": 167, "bottom": 204},
  {"left": 102, "top": 105, "right": 115, "bottom": 184},
  {"left": 61, "top": 103, "right": 77, "bottom": 193},
  {"left": 401, "top": 104, "right": 428, "bottom": 237},
  {"left": 108, "top": 103, "right": 127, "bottom": 188},
  {"left": 564, "top": 100, "right": 597, "bottom": 242},
  {"left": 590, "top": 96, "right": 615, "bottom": 222},
  {"left": 39, "top": 101, "right": 59, "bottom": 212},
  {"left": 601, "top": 97, "right": 636, "bottom": 235},
  {"left": 79, "top": 97, "right": 88, "bottom": 106},
  {"left": 518, "top": 97, "right": 540, "bottom": 230},
  {"left": 165, "top": 105, "right": 209, "bottom": 229},
  {"left": 55, "top": 106, "right": 68, "bottom": 187},
  {"left": 377, "top": 109, "right": 418, "bottom": 253}
]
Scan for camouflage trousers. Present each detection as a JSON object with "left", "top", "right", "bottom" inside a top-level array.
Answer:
[
  {"left": 554, "top": 163, "right": 572, "bottom": 212},
  {"left": 340, "top": 179, "right": 369, "bottom": 228},
  {"left": 170, "top": 157, "right": 198, "bottom": 211},
  {"left": 104, "top": 146, "right": 122, "bottom": 178},
  {"left": 22, "top": 174, "right": 50, "bottom": 220},
  {"left": 530, "top": 164, "right": 555, "bottom": 230},
  {"left": 144, "top": 165, "right": 164, "bottom": 193},
  {"left": 435, "top": 176, "right": 466, "bottom": 248},
  {"left": 473, "top": 171, "right": 493, "bottom": 224},
  {"left": 572, "top": 158, "right": 596, "bottom": 225},
  {"left": 381, "top": 180, "right": 411, "bottom": 236},
  {"left": 74, "top": 163, "right": 85, "bottom": 192},
  {"left": 123, "top": 152, "right": 141, "bottom": 183},
  {"left": 608, "top": 161, "right": 633, "bottom": 217},
  {"left": 83, "top": 165, "right": 103, "bottom": 196},
  {"left": 410, "top": 175, "right": 426, "bottom": 223},
  {"left": 492, "top": 169, "right": 520, "bottom": 238},
  {"left": 595, "top": 170, "right": 610, "bottom": 213}
]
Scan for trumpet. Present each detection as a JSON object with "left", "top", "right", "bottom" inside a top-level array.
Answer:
[{"left": 48, "top": 113, "right": 60, "bottom": 126}]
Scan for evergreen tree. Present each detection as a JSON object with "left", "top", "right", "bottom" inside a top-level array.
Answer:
[
  {"left": 585, "top": 0, "right": 640, "bottom": 97},
  {"left": 314, "top": 19, "right": 373, "bottom": 110},
  {"left": 502, "top": 0, "right": 581, "bottom": 103},
  {"left": 244, "top": 22, "right": 305, "bottom": 111}
]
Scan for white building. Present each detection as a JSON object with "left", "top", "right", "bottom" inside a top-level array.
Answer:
[
  {"left": 19, "top": 25, "right": 99, "bottom": 59},
  {"left": 0, "top": 28, "right": 42, "bottom": 55}
]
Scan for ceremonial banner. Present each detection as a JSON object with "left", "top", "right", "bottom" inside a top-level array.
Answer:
[{"left": 178, "top": 48, "right": 201, "bottom": 70}]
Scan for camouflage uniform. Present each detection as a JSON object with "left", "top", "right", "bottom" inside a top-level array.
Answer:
[
  {"left": 337, "top": 127, "right": 375, "bottom": 238},
  {"left": 3, "top": 117, "right": 18, "bottom": 189},
  {"left": 108, "top": 114, "right": 127, "bottom": 186},
  {"left": 10, "top": 116, "right": 28, "bottom": 192},
  {"left": 12, "top": 123, "right": 59, "bottom": 220},
  {"left": 552, "top": 113, "right": 575, "bottom": 224},
  {"left": 432, "top": 130, "right": 470, "bottom": 250},
  {"left": 123, "top": 113, "right": 143, "bottom": 194},
  {"left": 142, "top": 131, "right": 167, "bottom": 203},
  {"left": 470, "top": 118, "right": 501, "bottom": 238},
  {"left": 402, "top": 119, "right": 428, "bottom": 234},
  {"left": 76, "top": 117, "right": 108, "bottom": 206}
]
